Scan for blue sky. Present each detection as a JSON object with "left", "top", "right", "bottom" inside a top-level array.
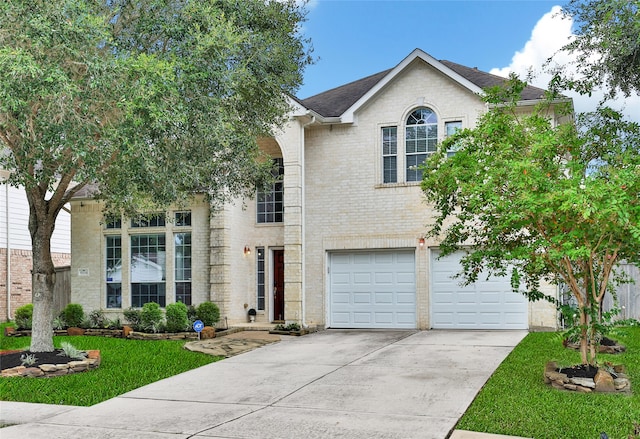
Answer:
[{"left": 296, "top": 0, "right": 639, "bottom": 121}]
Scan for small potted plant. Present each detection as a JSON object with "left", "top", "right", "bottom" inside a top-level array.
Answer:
[{"left": 248, "top": 308, "right": 257, "bottom": 323}]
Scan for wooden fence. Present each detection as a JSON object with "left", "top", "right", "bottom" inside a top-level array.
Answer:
[
  {"left": 53, "top": 265, "right": 71, "bottom": 315},
  {"left": 604, "top": 262, "right": 640, "bottom": 321},
  {"left": 561, "top": 262, "right": 640, "bottom": 323}
]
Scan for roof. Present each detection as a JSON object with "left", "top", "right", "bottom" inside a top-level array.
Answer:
[{"left": 298, "top": 49, "right": 550, "bottom": 119}]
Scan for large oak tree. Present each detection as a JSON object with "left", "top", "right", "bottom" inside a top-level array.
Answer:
[{"left": 0, "top": 0, "right": 312, "bottom": 351}]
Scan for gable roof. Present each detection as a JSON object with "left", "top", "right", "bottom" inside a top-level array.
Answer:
[{"left": 298, "top": 48, "right": 550, "bottom": 122}]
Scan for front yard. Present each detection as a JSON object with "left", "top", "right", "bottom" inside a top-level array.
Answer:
[
  {"left": 0, "top": 324, "right": 220, "bottom": 406},
  {"left": 457, "top": 326, "right": 640, "bottom": 438}
]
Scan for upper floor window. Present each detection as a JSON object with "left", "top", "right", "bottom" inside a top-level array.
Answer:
[
  {"left": 131, "top": 214, "right": 165, "bottom": 228},
  {"left": 105, "top": 217, "right": 122, "bottom": 229},
  {"left": 382, "top": 127, "right": 398, "bottom": 183},
  {"left": 257, "top": 158, "right": 284, "bottom": 223},
  {"left": 406, "top": 108, "right": 437, "bottom": 182},
  {"left": 445, "top": 121, "right": 463, "bottom": 157},
  {"left": 174, "top": 211, "right": 191, "bottom": 227}
]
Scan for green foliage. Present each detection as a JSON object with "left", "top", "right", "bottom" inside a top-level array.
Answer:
[
  {"left": 52, "top": 316, "right": 66, "bottom": 330},
  {"left": 123, "top": 307, "right": 142, "bottom": 329},
  {"left": 87, "top": 310, "right": 107, "bottom": 329},
  {"left": 165, "top": 302, "right": 189, "bottom": 333},
  {"left": 20, "top": 353, "right": 37, "bottom": 367},
  {"left": 274, "top": 322, "right": 301, "bottom": 332},
  {"left": 0, "top": 334, "right": 219, "bottom": 406},
  {"left": 422, "top": 77, "right": 640, "bottom": 365},
  {"left": 58, "top": 341, "right": 87, "bottom": 360},
  {"left": 0, "top": 0, "right": 312, "bottom": 352},
  {"left": 14, "top": 304, "right": 33, "bottom": 330},
  {"left": 62, "top": 304, "right": 85, "bottom": 328},
  {"left": 140, "top": 302, "right": 164, "bottom": 333},
  {"left": 557, "top": 0, "right": 640, "bottom": 99},
  {"left": 196, "top": 302, "right": 220, "bottom": 327}
]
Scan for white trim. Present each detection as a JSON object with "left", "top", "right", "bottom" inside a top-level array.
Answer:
[{"left": 341, "top": 49, "right": 484, "bottom": 123}]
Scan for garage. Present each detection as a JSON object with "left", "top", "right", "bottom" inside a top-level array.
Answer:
[
  {"left": 430, "top": 249, "right": 528, "bottom": 329},
  {"left": 329, "top": 250, "right": 416, "bottom": 329}
]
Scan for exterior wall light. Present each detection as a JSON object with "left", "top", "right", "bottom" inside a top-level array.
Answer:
[
  {"left": 418, "top": 238, "right": 425, "bottom": 248},
  {"left": 244, "top": 245, "right": 251, "bottom": 255}
]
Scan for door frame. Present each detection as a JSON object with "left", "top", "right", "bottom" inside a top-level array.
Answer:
[{"left": 270, "top": 247, "right": 285, "bottom": 322}]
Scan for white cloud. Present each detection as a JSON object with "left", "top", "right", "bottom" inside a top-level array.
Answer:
[{"left": 490, "top": 5, "right": 640, "bottom": 123}]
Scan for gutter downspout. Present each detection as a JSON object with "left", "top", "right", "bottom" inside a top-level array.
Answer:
[{"left": 300, "top": 113, "right": 315, "bottom": 327}]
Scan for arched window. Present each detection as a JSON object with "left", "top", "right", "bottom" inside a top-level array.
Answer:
[{"left": 405, "top": 108, "right": 437, "bottom": 182}]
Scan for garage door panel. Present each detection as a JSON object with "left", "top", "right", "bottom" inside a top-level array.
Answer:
[
  {"left": 431, "top": 250, "right": 528, "bottom": 329},
  {"left": 330, "top": 250, "right": 416, "bottom": 329},
  {"left": 352, "top": 292, "right": 372, "bottom": 304}
]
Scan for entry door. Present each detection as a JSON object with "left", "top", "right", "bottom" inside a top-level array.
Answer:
[{"left": 273, "top": 249, "right": 285, "bottom": 322}]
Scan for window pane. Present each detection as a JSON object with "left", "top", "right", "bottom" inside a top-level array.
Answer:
[
  {"left": 406, "top": 153, "right": 427, "bottom": 182},
  {"left": 131, "top": 283, "right": 166, "bottom": 307},
  {"left": 175, "top": 282, "right": 192, "bottom": 306},
  {"left": 106, "top": 283, "right": 122, "bottom": 308},
  {"left": 106, "top": 236, "right": 122, "bottom": 308},
  {"left": 175, "top": 211, "right": 191, "bottom": 227},
  {"left": 383, "top": 156, "right": 397, "bottom": 183},
  {"left": 131, "top": 214, "right": 166, "bottom": 228},
  {"left": 131, "top": 233, "right": 165, "bottom": 307},
  {"left": 257, "top": 158, "right": 284, "bottom": 223},
  {"left": 256, "top": 247, "right": 265, "bottom": 311}
]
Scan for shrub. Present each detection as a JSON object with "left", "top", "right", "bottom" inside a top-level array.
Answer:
[
  {"left": 62, "top": 303, "right": 85, "bottom": 327},
  {"left": 123, "top": 307, "right": 141, "bottom": 329},
  {"left": 140, "top": 302, "right": 164, "bottom": 333},
  {"left": 165, "top": 302, "right": 189, "bottom": 333},
  {"left": 196, "top": 301, "right": 220, "bottom": 327},
  {"left": 88, "top": 309, "right": 107, "bottom": 329},
  {"left": 52, "top": 315, "right": 66, "bottom": 330},
  {"left": 58, "top": 342, "right": 87, "bottom": 360},
  {"left": 186, "top": 305, "right": 198, "bottom": 324},
  {"left": 14, "top": 304, "right": 33, "bottom": 329}
]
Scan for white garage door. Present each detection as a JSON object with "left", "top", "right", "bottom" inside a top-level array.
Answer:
[
  {"left": 329, "top": 250, "right": 416, "bottom": 329},
  {"left": 430, "top": 249, "right": 528, "bottom": 329}
]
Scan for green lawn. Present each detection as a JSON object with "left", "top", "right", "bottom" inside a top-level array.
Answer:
[
  {"left": 0, "top": 323, "right": 220, "bottom": 406},
  {"left": 457, "top": 326, "right": 640, "bottom": 439}
]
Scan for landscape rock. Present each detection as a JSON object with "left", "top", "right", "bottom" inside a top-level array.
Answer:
[
  {"left": 594, "top": 370, "right": 616, "bottom": 393},
  {"left": 569, "top": 377, "right": 596, "bottom": 388},
  {"left": 614, "top": 378, "right": 630, "bottom": 391}
]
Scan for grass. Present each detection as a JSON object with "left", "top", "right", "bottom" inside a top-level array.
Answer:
[
  {"left": 457, "top": 326, "right": 640, "bottom": 439},
  {"left": 0, "top": 323, "right": 221, "bottom": 406}
]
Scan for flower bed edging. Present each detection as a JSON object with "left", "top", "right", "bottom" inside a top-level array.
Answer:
[{"left": 1, "top": 350, "right": 101, "bottom": 378}]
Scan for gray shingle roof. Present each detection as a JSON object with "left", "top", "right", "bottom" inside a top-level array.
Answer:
[
  {"left": 299, "top": 58, "right": 549, "bottom": 118},
  {"left": 439, "top": 60, "right": 547, "bottom": 101},
  {"left": 300, "top": 69, "right": 393, "bottom": 118}
]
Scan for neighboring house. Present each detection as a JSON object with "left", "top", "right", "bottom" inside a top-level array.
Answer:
[
  {"left": 0, "top": 169, "right": 71, "bottom": 321},
  {"left": 70, "top": 49, "right": 562, "bottom": 330}
]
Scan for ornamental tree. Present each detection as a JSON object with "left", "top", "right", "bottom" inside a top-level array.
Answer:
[
  {"left": 0, "top": 0, "right": 312, "bottom": 352},
  {"left": 422, "top": 78, "right": 640, "bottom": 366}
]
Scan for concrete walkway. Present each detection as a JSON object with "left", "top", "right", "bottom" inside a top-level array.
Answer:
[{"left": 1, "top": 330, "right": 528, "bottom": 438}]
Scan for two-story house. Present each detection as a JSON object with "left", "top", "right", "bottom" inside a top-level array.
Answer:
[{"left": 70, "top": 49, "right": 560, "bottom": 330}]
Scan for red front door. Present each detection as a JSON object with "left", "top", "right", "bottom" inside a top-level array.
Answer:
[{"left": 273, "top": 249, "right": 285, "bottom": 322}]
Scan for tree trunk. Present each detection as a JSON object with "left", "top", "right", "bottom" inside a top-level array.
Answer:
[
  {"left": 27, "top": 194, "right": 57, "bottom": 352},
  {"left": 579, "top": 307, "right": 589, "bottom": 365}
]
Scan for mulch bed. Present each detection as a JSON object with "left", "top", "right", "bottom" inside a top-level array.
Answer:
[{"left": 0, "top": 350, "right": 76, "bottom": 371}]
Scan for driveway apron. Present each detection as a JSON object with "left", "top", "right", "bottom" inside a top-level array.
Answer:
[{"left": 0, "top": 330, "right": 526, "bottom": 439}]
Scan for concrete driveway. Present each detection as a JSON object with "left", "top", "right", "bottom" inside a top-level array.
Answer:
[{"left": 0, "top": 330, "right": 526, "bottom": 439}]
